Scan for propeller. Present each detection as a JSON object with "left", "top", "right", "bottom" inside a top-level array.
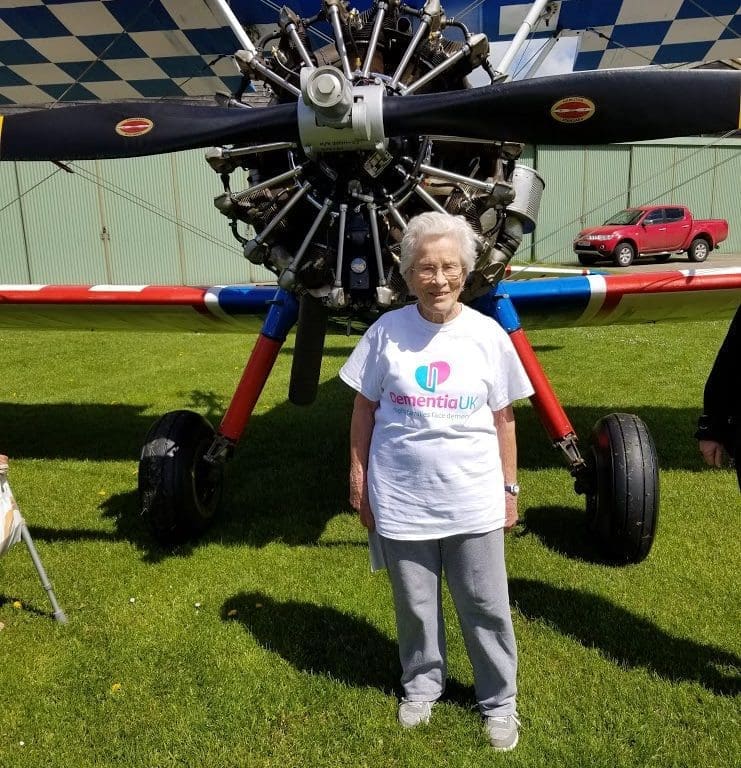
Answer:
[
  {"left": 384, "top": 68, "right": 741, "bottom": 145},
  {"left": 1, "top": 69, "right": 737, "bottom": 162},
  {"left": 0, "top": 101, "right": 298, "bottom": 161}
]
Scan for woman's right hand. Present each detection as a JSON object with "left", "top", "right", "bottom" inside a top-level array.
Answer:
[
  {"left": 349, "top": 392, "right": 378, "bottom": 532},
  {"left": 358, "top": 501, "right": 375, "bottom": 532},
  {"left": 349, "top": 481, "right": 375, "bottom": 531}
]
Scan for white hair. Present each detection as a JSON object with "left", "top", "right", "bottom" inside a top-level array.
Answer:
[{"left": 399, "top": 212, "right": 478, "bottom": 283}]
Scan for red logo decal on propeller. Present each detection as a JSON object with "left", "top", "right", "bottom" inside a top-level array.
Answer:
[
  {"left": 115, "top": 117, "right": 154, "bottom": 137},
  {"left": 550, "top": 97, "right": 595, "bottom": 124}
]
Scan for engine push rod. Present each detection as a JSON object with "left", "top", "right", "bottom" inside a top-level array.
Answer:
[
  {"left": 390, "top": 1, "right": 440, "bottom": 89},
  {"left": 326, "top": 1, "right": 354, "bottom": 80},
  {"left": 361, "top": 2, "right": 388, "bottom": 78}
]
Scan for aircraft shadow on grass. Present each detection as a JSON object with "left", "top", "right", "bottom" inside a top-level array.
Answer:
[
  {"left": 3, "top": 374, "right": 722, "bottom": 562},
  {"left": 6, "top": 380, "right": 738, "bottom": 696},
  {"left": 509, "top": 578, "right": 740, "bottom": 696},
  {"left": 222, "top": 588, "right": 739, "bottom": 698},
  {"left": 0, "top": 377, "right": 710, "bottom": 468}
]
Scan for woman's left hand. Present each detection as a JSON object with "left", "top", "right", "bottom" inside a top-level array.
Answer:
[{"left": 504, "top": 495, "right": 518, "bottom": 532}]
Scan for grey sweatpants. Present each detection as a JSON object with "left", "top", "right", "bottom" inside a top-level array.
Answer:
[{"left": 380, "top": 528, "right": 517, "bottom": 716}]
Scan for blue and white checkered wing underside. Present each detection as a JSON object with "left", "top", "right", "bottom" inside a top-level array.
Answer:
[{"left": 1, "top": 1, "right": 739, "bottom": 106}]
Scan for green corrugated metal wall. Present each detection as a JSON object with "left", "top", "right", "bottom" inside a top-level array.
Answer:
[
  {"left": 0, "top": 139, "right": 738, "bottom": 283},
  {"left": 0, "top": 163, "right": 28, "bottom": 282},
  {"left": 0, "top": 148, "right": 273, "bottom": 284}
]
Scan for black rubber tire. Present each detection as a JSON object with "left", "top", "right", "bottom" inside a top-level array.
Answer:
[
  {"left": 585, "top": 413, "right": 659, "bottom": 563},
  {"left": 612, "top": 242, "right": 635, "bottom": 268},
  {"left": 687, "top": 237, "right": 710, "bottom": 263},
  {"left": 139, "top": 410, "right": 222, "bottom": 546},
  {"left": 289, "top": 293, "right": 327, "bottom": 406},
  {"left": 577, "top": 254, "right": 598, "bottom": 266}
]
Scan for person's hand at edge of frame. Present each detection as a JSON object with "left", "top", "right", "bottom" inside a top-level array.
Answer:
[{"left": 699, "top": 439, "right": 726, "bottom": 469}]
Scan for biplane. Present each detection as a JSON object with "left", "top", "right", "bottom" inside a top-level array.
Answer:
[{"left": 0, "top": 0, "right": 739, "bottom": 563}]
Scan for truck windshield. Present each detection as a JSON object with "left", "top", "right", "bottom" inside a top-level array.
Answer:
[{"left": 603, "top": 210, "right": 644, "bottom": 225}]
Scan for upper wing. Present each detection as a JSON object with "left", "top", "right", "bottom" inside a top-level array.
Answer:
[
  {"left": 1, "top": 269, "right": 739, "bottom": 332},
  {"left": 430, "top": 1, "right": 741, "bottom": 71},
  {"left": 1, "top": 1, "right": 739, "bottom": 109},
  {"left": 562, "top": 0, "right": 741, "bottom": 71},
  {"left": 0, "top": 0, "right": 245, "bottom": 106}
]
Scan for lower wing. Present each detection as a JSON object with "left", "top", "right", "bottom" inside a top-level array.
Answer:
[{"left": 1, "top": 268, "right": 740, "bottom": 332}]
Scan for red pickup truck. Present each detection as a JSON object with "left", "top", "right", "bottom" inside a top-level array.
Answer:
[{"left": 573, "top": 205, "right": 729, "bottom": 267}]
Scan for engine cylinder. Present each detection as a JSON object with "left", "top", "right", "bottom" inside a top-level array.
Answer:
[{"left": 507, "top": 164, "right": 545, "bottom": 234}]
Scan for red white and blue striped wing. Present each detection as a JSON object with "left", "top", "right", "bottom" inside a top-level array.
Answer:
[
  {"left": 1, "top": 269, "right": 739, "bottom": 332},
  {"left": 476, "top": 268, "right": 741, "bottom": 329},
  {"left": 0, "top": 284, "right": 277, "bottom": 331}
]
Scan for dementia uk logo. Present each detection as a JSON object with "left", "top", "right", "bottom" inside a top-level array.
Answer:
[
  {"left": 388, "top": 361, "right": 479, "bottom": 412},
  {"left": 415, "top": 361, "right": 450, "bottom": 392}
]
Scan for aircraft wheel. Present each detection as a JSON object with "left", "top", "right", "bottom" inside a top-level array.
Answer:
[
  {"left": 612, "top": 242, "right": 635, "bottom": 267},
  {"left": 585, "top": 413, "right": 659, "bottom": 563},
  {"left": 139, "top": 410, "right": 223, "bottom": 546},
  {"left": 687, "top": 237, "right": 710, "bottom": 262}
]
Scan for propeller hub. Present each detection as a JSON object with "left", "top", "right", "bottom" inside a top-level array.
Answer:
[
  {"left": 303, "top": 66, "right": 352, "bottom": 122},
  {"left": 297, "top": 67, "right": 386, "bottom": 157}
]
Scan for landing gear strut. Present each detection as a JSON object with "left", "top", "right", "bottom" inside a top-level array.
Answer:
[{"left": 480, "top": 293, "right": 659, "bottom": 563}]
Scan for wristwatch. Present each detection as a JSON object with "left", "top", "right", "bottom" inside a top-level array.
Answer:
[{"left": 504, "top": 483, "right": 520, "bottom": 496}]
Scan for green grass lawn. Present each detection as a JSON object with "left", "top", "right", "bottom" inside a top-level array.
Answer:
[{"left": 0, "top": 319, "right": 739, "bottom": 768}]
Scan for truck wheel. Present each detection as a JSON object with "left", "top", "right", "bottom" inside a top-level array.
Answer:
[
  {"left": 687, "top": 238, "right": 709, "bottom": 263},
  {"left": 612, "top": 242, "right": 635, "bottom": 267}
]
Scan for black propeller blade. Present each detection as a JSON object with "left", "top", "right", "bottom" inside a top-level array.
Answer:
[
  {"left": 384, "top": 69, "right": 740, "bottom": 145},
  {"left": 1, "top": 69, "right": 737, "bottom": 162},
  {"left": 0, "top": 101, "right": 298, "bottom": 161}
]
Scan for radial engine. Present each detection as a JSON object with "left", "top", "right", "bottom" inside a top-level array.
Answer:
[{"left": 208, "top": 0, "right": 545, "bottom": 312}]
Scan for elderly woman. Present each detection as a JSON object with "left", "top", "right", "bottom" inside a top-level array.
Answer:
[{"left": 339, "top": 212, "right": 533, "bottom": 751}]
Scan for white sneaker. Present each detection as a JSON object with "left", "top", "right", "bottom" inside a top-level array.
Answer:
[
  {"left": 397, "top": 699, "right": 433, "bottom": 728},
  {"left": 484, "top": 713, "right": 520, "bottom": 751}
]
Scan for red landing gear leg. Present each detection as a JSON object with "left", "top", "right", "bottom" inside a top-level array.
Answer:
[
  {"left": 489, "top": 293, "right": 659, "bottom": 563},
  {"left": 138, "top": 289, "right": 299, "bottom": 547},
  {"left": 508, "top": 326, "right": 588, "bottom": 479}
]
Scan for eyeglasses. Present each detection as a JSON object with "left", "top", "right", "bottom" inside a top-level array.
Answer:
[{"left": 411, "top": 264, "right": 463, "bottom": 281}]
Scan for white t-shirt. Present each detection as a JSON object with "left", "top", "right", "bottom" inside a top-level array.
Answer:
[{"left": 339, "top": 304, "right": 534, "bottom": 540}]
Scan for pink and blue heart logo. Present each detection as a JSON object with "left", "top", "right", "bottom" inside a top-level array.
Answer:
[{"left": 415, "top": 361, "right": 451, "bottom": 393}]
